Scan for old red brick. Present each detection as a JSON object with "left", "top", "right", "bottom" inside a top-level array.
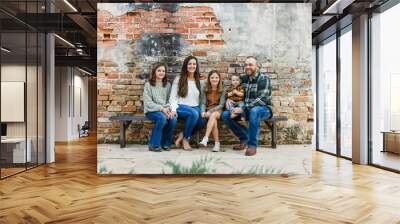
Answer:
[
  {"left": 195, "top": 6, "right": 213, "bottom": 12},
  {"left": 173, "top": 12, "right": 188, "bottom": 17},
  {"left": 175, "top": 23, "right": 186, "bottom": 29},
  {"left": 181, "top": 17, "right": 195, "bottom": 23},
  {"left": 99, "top": 40, "right": 117, "bottom": 46},
  {"left": 122, "top": 106, "right": 137, "bottom": 112},
  {"left": 127, "top": 11, "right": 140, "bottom": 17},
  {"left": 103, "top": 61, "right": 118, "bottom": 67},
  {"left": 98, "top": 95, "right": 108, "bottom": 101},
  {"left": 194, "top": 40, "right": 210, "bottom": 45},
  {"left": 158, "top": 23, "right": 169, "bottom": 28},
  {"left": 195, "top": 17, "right": 210, "bottom": 23},
  {"left": 185, "top": 23, "right": 199, "bottom": 29},
  {"left": 294, "top": 96, "right": 312, "bottom": 102},
  {"left": 207, "top": 29, "right": 223, "bottom": 34},
  {"left": 103, "top": 33, "right": 111, "bottom": 39},
  {"left": 193, "top": 51, "right": 208, "bottom": 57},
  {"left": 106, "top": 73, "right": 119, "bottom": 79},
  {"left": 176, "top": 28, "right": 189, "bottom": 34},
  {"left": 179, "top": 6, "right": 198, "bottom": 12},
  {"left": 189, "top": 29, "right": 204, "bottom": 35},
  {"left": 192, "top": 12, "right": 206, "bottom": 17},
  {"left": 210, "top": 40, "right": 224, "bottom": 45},
  {"left": 203, "top": 12, "right": 215, "bottom": 17},
  {"left": 98, "top": 89, "right": 111, "bottom": 96},
  {"left": 165, "top": 17, "right": 180, "bottom": 23}
]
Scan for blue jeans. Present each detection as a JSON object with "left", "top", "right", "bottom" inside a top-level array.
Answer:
[
  {"left": 145, "top": 111, "right": 178, "bottom": 148},
  {"left": 176, "top": 104, "right": 206, "bottom": 140},
  {"left": 221, "top": 106, "right": 272, "bottom": 148}
]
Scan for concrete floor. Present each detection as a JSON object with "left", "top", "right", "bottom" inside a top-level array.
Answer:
[{"left": 97, "top": 144, "right": 312, "bottom": 175}]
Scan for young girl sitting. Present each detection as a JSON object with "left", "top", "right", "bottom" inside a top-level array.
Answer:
[
  {"left": 199, "top": 70, "right": 226, "bottom": 152},
  {"left": 143, "top": 63, "right": 177, "bottom": 152},
  {"left": 225, "top": 74, "right": 245, "bottom": 119}
]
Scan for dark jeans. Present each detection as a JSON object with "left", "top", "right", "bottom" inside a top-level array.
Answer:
[
  {"left": 145, "top": 111, "right": 178, "bottom": 148},
  {"left": 221, "top": 106, "right": 272, "bottom": 148},
  {"left": 176, "top": 104, "right": 206, "bottom": 140}
]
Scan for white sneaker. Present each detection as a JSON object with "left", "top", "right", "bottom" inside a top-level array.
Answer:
[
  {"left": 199, "top": 137, "right": 208, "bottom": 147},
  {"left": 212, "top": 142, "right": 220, "bottom": 152}
]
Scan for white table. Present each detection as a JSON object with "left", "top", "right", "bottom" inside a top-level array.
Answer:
[{"left": 1, "top": 138, "right": 32, "bottom": 163}]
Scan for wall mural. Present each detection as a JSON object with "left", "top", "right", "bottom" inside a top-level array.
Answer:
[{"left": 97, "top": 3, "right": 313, "bottom": 175}]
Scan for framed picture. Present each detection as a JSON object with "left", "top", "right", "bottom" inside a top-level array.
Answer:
[{"left": 97, "top": 3, "right": 313, "bottom": 175}]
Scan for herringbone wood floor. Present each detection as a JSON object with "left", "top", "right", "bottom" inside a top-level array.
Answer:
[{"left": 1, "top": 136, "right": 400, "bottom": 224}]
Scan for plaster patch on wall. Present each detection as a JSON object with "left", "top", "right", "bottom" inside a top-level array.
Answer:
[
  {"left": 98, "top": 3, "right": 179, "bottom": 16},
  {"left": 179, "top": 3, "right": 312, "bottom": 66},
  {"left": 98, "top": 40, "right": 134, "bottom": 73}
]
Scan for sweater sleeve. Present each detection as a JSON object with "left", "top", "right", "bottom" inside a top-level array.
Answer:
[
  {"left": 200, "top": 82, "right": 207, "bottom": 113},
  {"left": 165, "top": 82, "right": 172, "bottom": 108},
  {"left": 169, "top": 77, "right": 179, "bottom": 112},
  {"left": 143, "top": 82, "right": 164, "bottom": 112}
]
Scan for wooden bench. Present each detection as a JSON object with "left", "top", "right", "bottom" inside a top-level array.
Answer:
[
  {"left": 110, "top": 114, "right": 200, "bottom": 148},
  {"left": 110, "top": 114, "right": 287, "bottom": 149},
  {"left": 264, "top": 116, "right": 288, "bottom": 148}
]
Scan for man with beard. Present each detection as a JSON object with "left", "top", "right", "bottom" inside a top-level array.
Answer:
[{"left": 221, "top": 56, "right": 273, "bottom": 156}]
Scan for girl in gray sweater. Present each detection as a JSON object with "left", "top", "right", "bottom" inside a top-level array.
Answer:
[{"left": 143, "top": 63, "right": 177, "bottom": 151}]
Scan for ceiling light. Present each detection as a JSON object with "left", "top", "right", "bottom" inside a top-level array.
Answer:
[
  {"left": 54, "top": 34, "right": 75, "bottom": 48},
  {"left": 78, "top": 68, "right": 93, "bottom": 76},
  {"left": 63, "top": 0, "right": 78, "bottom": 12},
  {"left": 322, "top": 0, "right": 354, "bottom": 15},
  {"left": 323, "top": 0, "right": 341, "bottom": 14},
  {"left": 1, "top": 47, "right": 11, "bottom": 53}
]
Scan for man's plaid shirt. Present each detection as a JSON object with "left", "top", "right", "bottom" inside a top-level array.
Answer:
[{"left": 241, "top": 71, "right": 272, "bottom": 111}]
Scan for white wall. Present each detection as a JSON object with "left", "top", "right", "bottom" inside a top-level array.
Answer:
[
  {"left": 55, "top": 67, "right": 89, "bottom": 141},
  {"left": 55, "top": 66, "right": 69, "bottom": 141}
]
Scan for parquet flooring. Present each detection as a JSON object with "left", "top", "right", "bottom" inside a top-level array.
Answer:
[{"left": 1, "top": 135, "right": 400, "bottom": 223}]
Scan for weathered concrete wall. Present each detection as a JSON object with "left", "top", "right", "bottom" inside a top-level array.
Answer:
[{"left": 97, "top": 3, "right": 313, "bottom": 145}]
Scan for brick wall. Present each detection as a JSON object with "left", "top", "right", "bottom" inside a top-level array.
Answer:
[{"left": 97, "top": 3, "right": 313, "bottom": 145}]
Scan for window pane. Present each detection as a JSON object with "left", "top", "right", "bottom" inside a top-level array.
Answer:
[
  {"left": 318, "top": 37, "right": 337, "bottom": 154},
  {"left": 340, "top": 29, "right": 352, "bottom": 158},
  {"left": 371, "top": 3, "right": 400, "bottom": 171},
  {"left": 27, "top": 31, "right": 38, "bottom": 169},
  {"left": 1, "top": 31, "right": 28, "bottom": 177}
]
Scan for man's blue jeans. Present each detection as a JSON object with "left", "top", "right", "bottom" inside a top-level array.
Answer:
[
  {"left": 221, "top": 106, "right": 272, "bottom": 148},
  {"left": 176, "top": 104, "right": 206, "bottom": 140},
  {"left": 145, "top": 111, "right": 178, "bottom": 148}
]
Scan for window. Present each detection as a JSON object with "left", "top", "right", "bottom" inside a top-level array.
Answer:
[
  {"left": 371, "top": 3, "right": 400, "bottom": 171},
  {"left": 317, "top": 36, "right": 337, "bottom": 154},
  {"left": 340, "top": 28, "right": 352, "bottom": 158},
  {"left": 0, "top": 1, "right": 47, "bottom": 179}
]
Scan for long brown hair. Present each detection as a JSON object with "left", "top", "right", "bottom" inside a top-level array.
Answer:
[
  {"left": 178, "top": 56, "right": 201, "bottom": 97},
  {"left": 204, "top": 70, "right": 223, "bottom": 93},
  {"left": 149, "top": 63, "right": 168, "bottom": 87}
]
